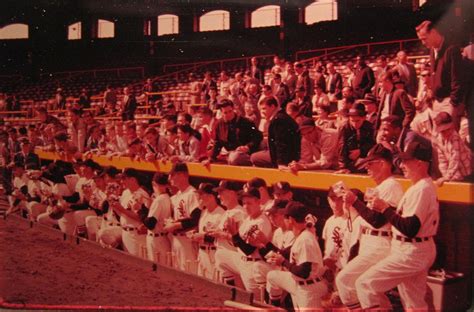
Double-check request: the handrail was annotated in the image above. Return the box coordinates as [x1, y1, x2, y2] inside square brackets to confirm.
[35, 150, 474, 205]
[39, 66, 145, 79]
[295, 38, 422, 60]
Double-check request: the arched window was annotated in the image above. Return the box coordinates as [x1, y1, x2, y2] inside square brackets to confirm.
[251, 5, 280, 28]
[305, 0, 338, 25]
[98, 19, 114, 38]
[158, 14, 179, 36]
[0, 23, 28, 40]
[68, 22, 81, 40]
[199, 10, 230, 32]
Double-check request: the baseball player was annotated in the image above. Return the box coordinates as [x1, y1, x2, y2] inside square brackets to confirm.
[356, 141, 439, 310]
[272, 182, 293, 201]
[335, 144, 404, 310]
[6, 162, 29, 216]
[245, 178, 274, 213]
[189, 183, 225, 279]
[226, 187, 273, 295]
[212, 180, 248, 286]
[84, 172, 108, 241]
[265, 201, 328, 310]
[96, 180, 123, 248]
[110, 168, 151, 257]
[142, 173, 172, 263]
[162, 162, 200, 271]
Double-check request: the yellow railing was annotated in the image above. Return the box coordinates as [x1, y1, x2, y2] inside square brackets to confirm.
[35, 150, 473, 205]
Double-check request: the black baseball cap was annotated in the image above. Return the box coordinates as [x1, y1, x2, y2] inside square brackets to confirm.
[170, 162, 189, 175]
[285, 201, 308, 223]
[356, 144, 393, 168]
[198, 183, 218, 196]
[214, 180, 240, 193]
[273, 181, 292, 195]
[347, 103, 367, 117]
[83, 159, 102, 171]
[268, 199, 289, 215]
[239, 187, 261, 200]
[399, 141, 432, 162]
[246, 177, 266, 189]
[122, 168, 141, 180]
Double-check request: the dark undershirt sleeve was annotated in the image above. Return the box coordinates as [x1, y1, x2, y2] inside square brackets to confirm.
[383, 207, 421, 238]
[353, 199, 387, 228]
[203, 234, 216, 244]
[63, 192, 80, 203]
[258, 242, 280, 258]
[232, 234, 257, 255]
[282, 260, 312, 279]
[180, 208, 201, 231]
[143, 216, 157, 230]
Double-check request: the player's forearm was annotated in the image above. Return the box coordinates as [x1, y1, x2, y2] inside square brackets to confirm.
[383, 208, 421, 238]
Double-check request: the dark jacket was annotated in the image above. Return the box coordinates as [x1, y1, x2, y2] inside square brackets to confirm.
[268, 109, 301, 167]
[122, 95, 137, 121]
[430, 42, 465, 106]
[338, 121, 375, 172]
[212, 115, 262, 160]
[353, 65, 375, 99]
[327, 72, 343, 99]
[395, 63, 418, 98]
[14, 152, 40, 169]
[375, 87, 416, 131]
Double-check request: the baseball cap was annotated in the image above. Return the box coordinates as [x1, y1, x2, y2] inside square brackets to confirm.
[122, 168, 141, 180]
[214, 180, 241, 193]
[83, 159, 102, 171]
[170, 162, 189, 175]
[246, 177, 266, 189]
[399, 141, 432, 162]
[347, 103, 367, 117]
[272, 181, 292, 196]
[356, 144, 393, 168]
[298, 118, 316, 132]
[284, 201, 308, 223]
[433, 112, 454, 132]
[267, 199, 289, 215]
[239, 187, 261, 200]
[198, 183, 218, 197]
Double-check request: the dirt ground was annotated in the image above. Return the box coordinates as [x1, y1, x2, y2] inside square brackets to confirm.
[0, 216, 236, 310]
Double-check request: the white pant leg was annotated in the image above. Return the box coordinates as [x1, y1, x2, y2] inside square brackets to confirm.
[266, 270, 328, 311]
[73, 210, 97, 227]
[336, 236, 391, 306]
[98, 226, 122, 247]
[215, 247, 241, 284]
[37, 212, 58, 226]
[171, 235, 197, 271]
[197, 249, 216, 279]
[238, 259, 259, 293]
[85, 216, 102, 241]
[58, 212, 76, 235]
[356, 240, 436, 309]
[27, 202, 47, 220]
[122, 230, 147, 257]
[146, 235, 171, 263]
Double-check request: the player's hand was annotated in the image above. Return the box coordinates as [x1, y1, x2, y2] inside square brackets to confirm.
[163, 221, 180, 233]
[434, 178, 446, 187]
[335, 168, 350, 174]
[247, 230, 268, 248]
[144, 153, 156, 162]
[190, 232, 205, 242]
[267, 253, 285, 266]
[225, 218, 238, 236]
[372, 197, 389, 212]
[288, 161, 302, 172]
[349, 149, 361, 160]
[323, 258, 337, 272]
[343, 190, 357, 207]
[169, 155, 180, 163]
[236, 145, 249, 153]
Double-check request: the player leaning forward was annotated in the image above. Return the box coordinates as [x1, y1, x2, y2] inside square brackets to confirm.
[265, 201, 328, 310]
[356, 141, 439, 310]
[335, 144, 404, 310]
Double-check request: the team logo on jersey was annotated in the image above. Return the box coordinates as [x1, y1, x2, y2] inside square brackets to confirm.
[178, 199, 186, 218]
[332, 226, 343, 249]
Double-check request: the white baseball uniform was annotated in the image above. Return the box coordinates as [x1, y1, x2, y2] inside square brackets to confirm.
[37, 182, 72, 228]
[356, 177, 439, 310]
[266, 229, 328, 311]
[170, 185, 200, 271]
[322, 215, 346, 270]
[146, 192, 172, 263]
[84, 189, 107, 241]
[196, 205, 225, 279]
[120, 187, 151, 258]
[336, 177, 404, 308]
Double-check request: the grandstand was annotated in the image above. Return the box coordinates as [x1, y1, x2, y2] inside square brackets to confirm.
[1, 0, 473, 311]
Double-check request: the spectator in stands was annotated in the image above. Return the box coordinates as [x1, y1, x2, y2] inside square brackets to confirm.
[7, 127, 20, 159]
[218, 71, 233, 98]
[14, 139, 40, 170]
[432, 112, 471, 186]
[271, 55, 284, 77]
[5, 94, 21, 112]
[36, 107, 65, 131]
[286, 102, 301, 124]
[374, 71, 415, 135]
[229, 72, 244, 114]
[27, 125, 43, 149]
[283, 61, 297, 97]
[315, 105, 336, 129]
[142, 126, 172, 161]
[250, 56, 264, 85]
[291, 86, 313, 119]
[206, 86, 219, 112]
[205, 99, 262, 166]
[85, 125, 105, 152]
[78, 88, 91, 109]
[312, 84, 330, 113]
[394, 50, 418, 98]
[338, 87, 355, 111]
[251, 96, 300, 168]
[295, 62, 313, 98]
[272, 73, 290, 109]
[288, 117, 338, 171]
[188, 73, 203, 106]
[121, 87, 137, 121]
[314, 62, 327, 95]
[337, 104, 375, 173]
[170, 124, 200, 163]
[416, 20, 466, 127]
[244, 101, 259, 127]
[352, 56, 375, 99]
[68, 108, 87, 153]
[357, 93, 378, 126]
[326, 62, 343, 100]
[194, 106, 215, 158]
[54, 88, 66, 110]
[201, 71, 217, 102]
[416, 68, 432, 105]
[177, 111, 201, 141]
[344, 61, 355, 87]
[374, 56, 391, 97]
[104, 84, 117, 109]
